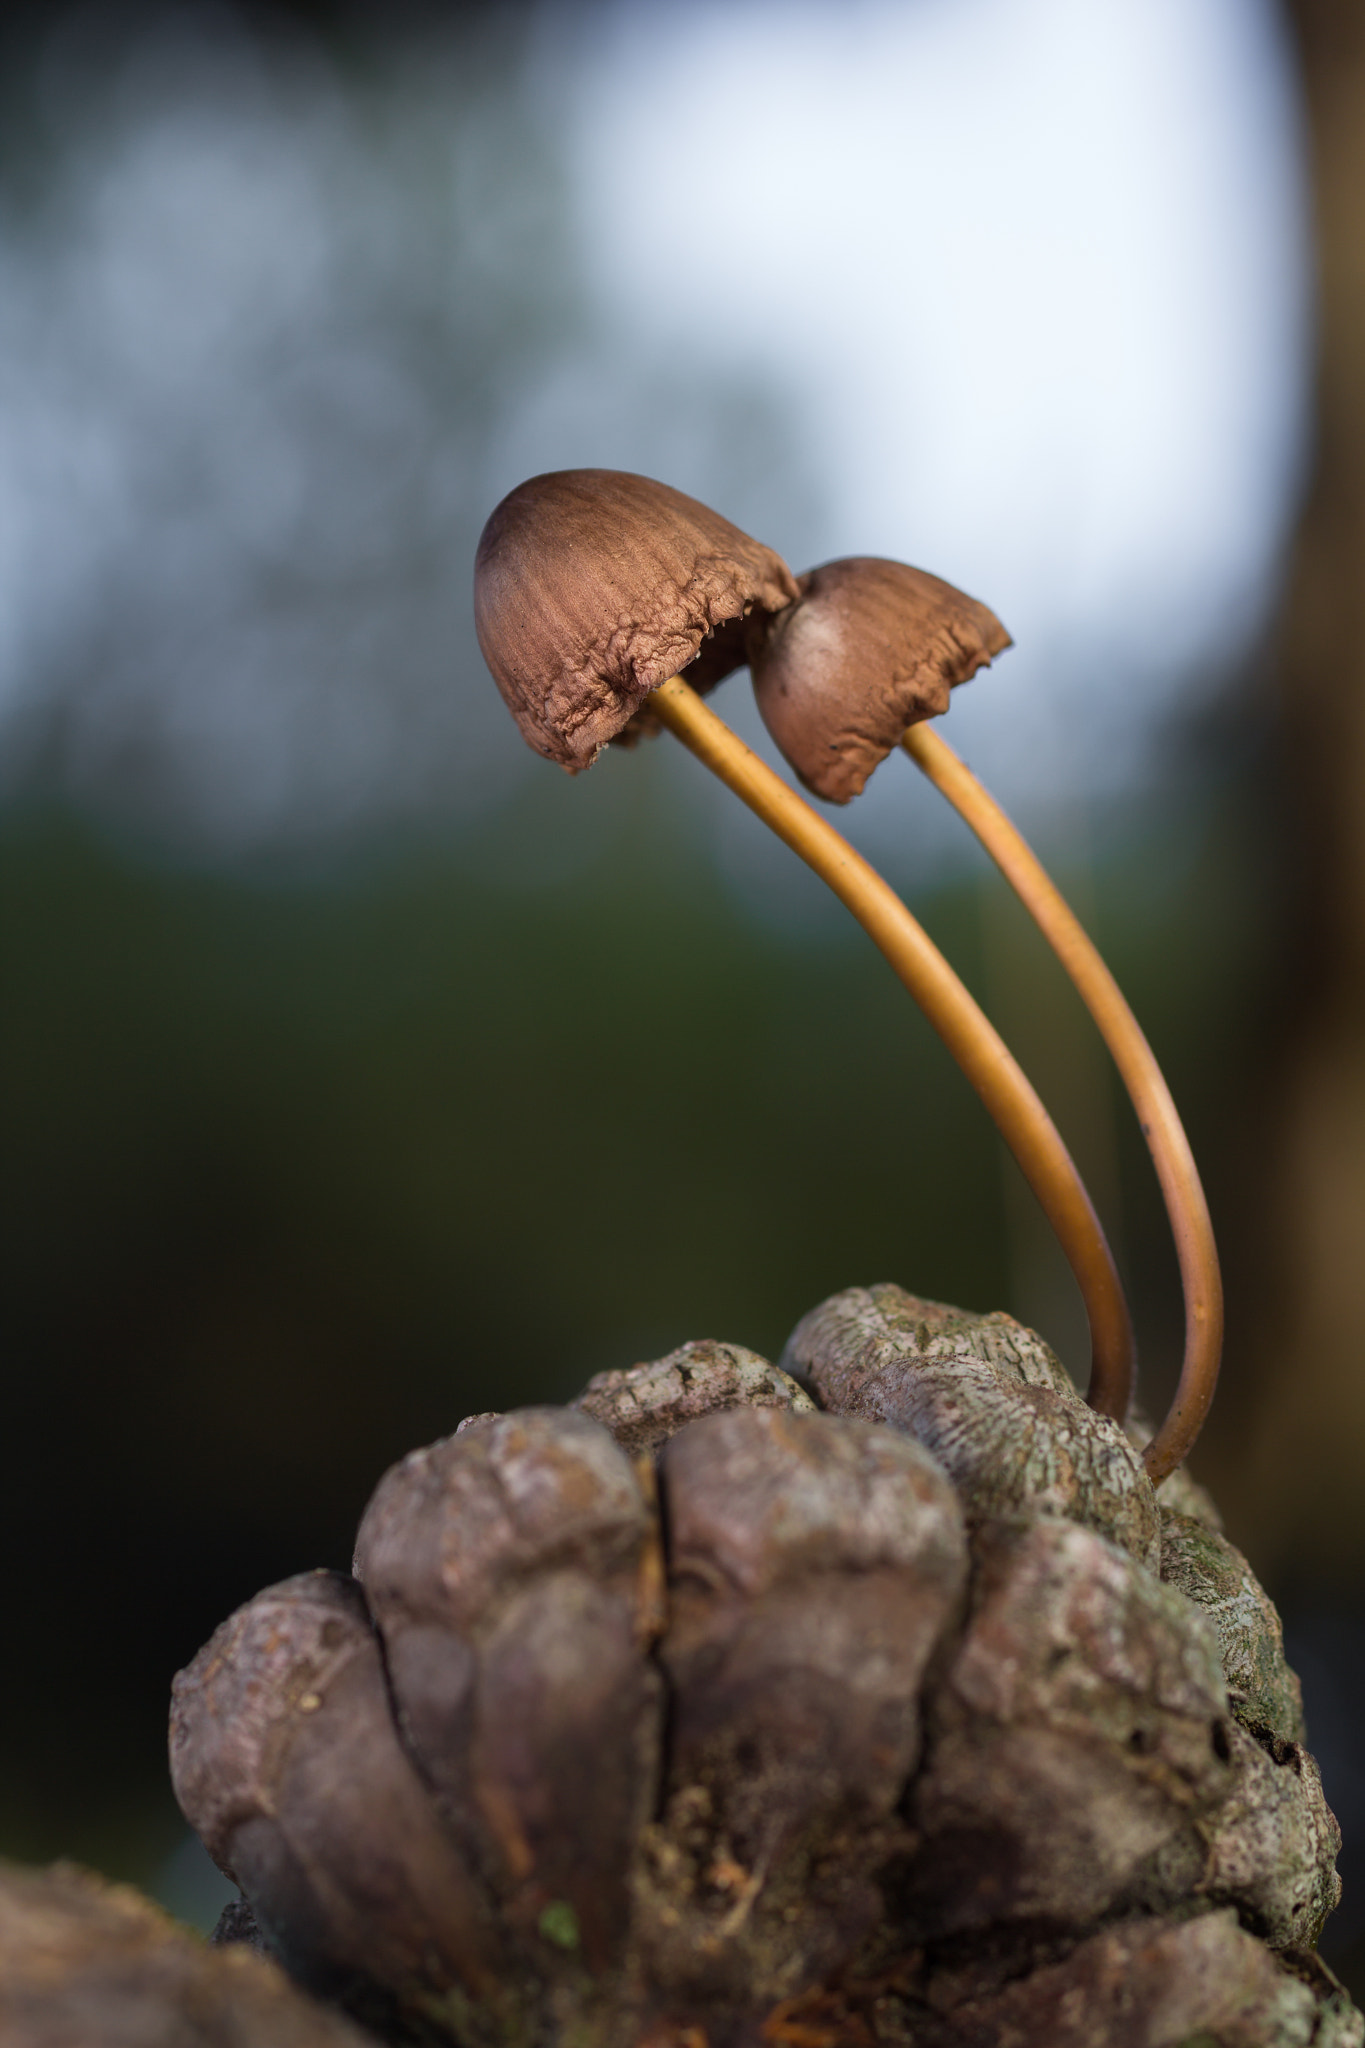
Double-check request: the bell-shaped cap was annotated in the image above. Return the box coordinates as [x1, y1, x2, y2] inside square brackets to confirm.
[750, 557, 1011, 803]
[475, 469, 799, 771]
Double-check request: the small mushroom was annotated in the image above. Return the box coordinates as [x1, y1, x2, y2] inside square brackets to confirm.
[748, 557, 1010, 805]
[746, 554, 1222, 1483]
[474, 468, 798, 771]
[475, 472, 1133, 1422]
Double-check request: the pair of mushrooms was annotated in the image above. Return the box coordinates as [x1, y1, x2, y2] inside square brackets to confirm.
[475, 470, 1222, 1482]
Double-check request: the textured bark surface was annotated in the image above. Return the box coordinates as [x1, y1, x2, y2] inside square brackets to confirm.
[161, 1304, 1355, 2048]
[1204, 1716, 1342, 1951]
[575, 1341, 815, 1457]
[0, 1858, 371, 2048]
[1159, 1510, 1306, 1743]
[783, 1284, 1159, 1567]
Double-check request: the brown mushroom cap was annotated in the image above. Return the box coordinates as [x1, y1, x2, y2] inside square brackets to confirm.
[749, 556, 1011, 803]
[474, 469, 799, 771]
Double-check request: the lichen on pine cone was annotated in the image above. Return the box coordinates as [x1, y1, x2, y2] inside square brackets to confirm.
[170, 1303, 1361, 2048]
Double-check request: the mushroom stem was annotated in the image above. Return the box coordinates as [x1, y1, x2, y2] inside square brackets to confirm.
[649, 675, 1135, 1422]
[900, 721, 1222, 1484]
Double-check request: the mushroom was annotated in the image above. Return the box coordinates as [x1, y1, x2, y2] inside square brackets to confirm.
[746, 556, 1222, 1484]
[474, 468, 799, 771]
[748, 556, 1010, 804]
[475, 470, 1133, 1420]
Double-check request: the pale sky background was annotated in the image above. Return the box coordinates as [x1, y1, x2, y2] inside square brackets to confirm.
[0, 0, 1309, 876]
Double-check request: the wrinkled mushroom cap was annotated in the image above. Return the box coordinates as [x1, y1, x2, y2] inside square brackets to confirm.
[750, 556, 1011, 803]
[475, 469, 799, 772]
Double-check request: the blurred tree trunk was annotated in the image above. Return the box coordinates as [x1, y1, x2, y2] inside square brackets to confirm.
[1220, 4, 1365, 1578]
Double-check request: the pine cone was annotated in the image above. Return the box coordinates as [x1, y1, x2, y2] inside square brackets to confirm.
[170, 1313, 1360, 2048]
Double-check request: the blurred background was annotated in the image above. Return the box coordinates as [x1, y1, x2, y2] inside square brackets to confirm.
[3, 0, 1364, 1993]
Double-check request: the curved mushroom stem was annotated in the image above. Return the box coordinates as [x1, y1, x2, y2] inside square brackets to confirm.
[649, 675, 1135, 1422]
[901, 722, 1222, 1484]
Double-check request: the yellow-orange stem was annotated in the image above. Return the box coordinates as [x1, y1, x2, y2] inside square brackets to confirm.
[901, 721, 1222, 1483]
[649, 675, 1135, 1421]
